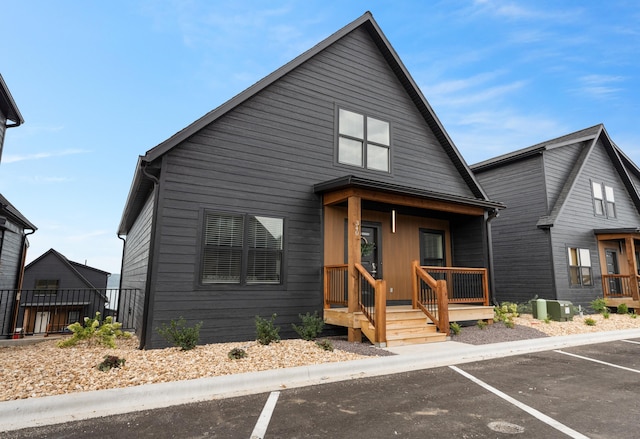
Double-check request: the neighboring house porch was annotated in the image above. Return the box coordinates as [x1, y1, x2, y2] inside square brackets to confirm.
[596, 229, 640, 311]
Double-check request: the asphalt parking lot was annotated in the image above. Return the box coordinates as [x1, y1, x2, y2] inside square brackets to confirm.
[5, 337, 640, 438]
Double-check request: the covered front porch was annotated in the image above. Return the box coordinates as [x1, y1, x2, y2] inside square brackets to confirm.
[315, 176, 500, 347]
[596, 229, 640, 311]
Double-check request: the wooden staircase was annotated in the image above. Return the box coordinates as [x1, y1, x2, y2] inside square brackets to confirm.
[360, 307, 447, 347]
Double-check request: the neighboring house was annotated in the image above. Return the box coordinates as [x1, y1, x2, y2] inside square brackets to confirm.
[118, 12, 503, 349]
[0, 75, 36, 337]
[0, 73, 24, 163]
[18, 249, 110, 334]
[0, 195, 36, 336]
[472, 124, 640, 310]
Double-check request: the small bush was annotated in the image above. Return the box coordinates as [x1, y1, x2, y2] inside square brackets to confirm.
[617, 303, 629, 314]
[292, 311, 325, 341]
[504, 319, 515, 329]
[97, 355, 125, 372]
[57, 312, 127, 348]
[584, 317, 597, 326]
[590, 297, 607, 314]
[228, 347, 247, 360]
[630, 312, 638, 319]
[476, 320, 488, 330]
[543, 314, 551, 324]
[157, 317, 202, 351]
[602, 310, 610, 319]
[316, 339, 334, 351]
[255, 314, 280, 345]
[450, 322, 462, 335]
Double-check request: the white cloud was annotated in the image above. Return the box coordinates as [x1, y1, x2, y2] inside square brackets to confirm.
[3, 149, 89, 164]
[575, 74, 625, 99]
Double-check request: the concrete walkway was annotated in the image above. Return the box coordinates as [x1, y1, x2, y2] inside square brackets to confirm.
[2, 328, 640, 432]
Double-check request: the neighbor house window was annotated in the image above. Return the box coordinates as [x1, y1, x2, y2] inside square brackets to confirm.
[68, 310, 80, 325]
[592, 182, 615, 218]
[202, 212, 283, 285]
[338, 108, 390, 172]
[568, 247, 592, 286]
[35, 279, 59, 290]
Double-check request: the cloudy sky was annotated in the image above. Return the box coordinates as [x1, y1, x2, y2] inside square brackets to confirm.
[2, 1, 639, 274]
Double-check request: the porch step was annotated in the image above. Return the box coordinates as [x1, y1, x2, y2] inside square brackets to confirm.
[359, 310, 447, 347]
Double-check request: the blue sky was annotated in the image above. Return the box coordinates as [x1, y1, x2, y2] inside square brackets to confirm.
[2, 1, 639, 274]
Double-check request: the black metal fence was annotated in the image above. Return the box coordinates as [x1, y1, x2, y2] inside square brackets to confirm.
[0, 288, 140, 338]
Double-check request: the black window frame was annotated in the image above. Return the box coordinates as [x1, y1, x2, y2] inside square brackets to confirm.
[200, 211, 284, 286]
[419, 229, 446, 267]
[591, 181, 616, 218]
[567, 247, 593, 287]
[336, 107, 391, 173]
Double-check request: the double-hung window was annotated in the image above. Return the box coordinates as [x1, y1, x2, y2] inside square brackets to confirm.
[568, 247, 592, 286]
[202, 212, 283, 285]
[592, 181, 616, 218]
[338, 108, 390, 172]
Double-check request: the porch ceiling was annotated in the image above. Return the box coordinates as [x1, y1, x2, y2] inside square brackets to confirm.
[314, 175, 503, 216]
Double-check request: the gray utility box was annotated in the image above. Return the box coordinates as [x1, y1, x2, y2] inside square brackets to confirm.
[546, 300, 574, 321]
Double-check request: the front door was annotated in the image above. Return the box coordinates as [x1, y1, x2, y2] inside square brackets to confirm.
[360, 223, 382, 279]
[605, 249, 621, 294]
[34, 311, 50, 334]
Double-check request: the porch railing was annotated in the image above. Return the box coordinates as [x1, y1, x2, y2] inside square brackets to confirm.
[422, 266, 489, 305]
[323, 264, 348, 307]
[601, 274, 639, 299]
[355, 263, 386, 344]
[0, 288, 140, 337]
[412, 261, 449, 335]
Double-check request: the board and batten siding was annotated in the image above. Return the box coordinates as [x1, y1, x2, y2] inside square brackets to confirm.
[551, 139, 640, 306]
[475, 155, 555, 304]
[120, 189, 155, 339]
[144, 26, 481, 346]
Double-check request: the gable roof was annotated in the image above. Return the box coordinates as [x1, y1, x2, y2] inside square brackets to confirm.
[0, 74, 24, 127]
[0, 193, 37, 231]
[119, 12, 491, 234]
[25, 248, 110, 294]
[472, 124, 640, 228]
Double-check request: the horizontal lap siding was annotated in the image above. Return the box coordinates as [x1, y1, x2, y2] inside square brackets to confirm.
[552, 140, 640, 307]
[148, 27, 480, 346]
[475, 155, 554, 304]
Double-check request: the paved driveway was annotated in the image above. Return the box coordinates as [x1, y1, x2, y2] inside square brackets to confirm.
[5, 337, 640, 438]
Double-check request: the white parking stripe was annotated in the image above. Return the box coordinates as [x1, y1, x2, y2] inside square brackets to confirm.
[554, 350, 640, 374]
[621, 339, 640, 345]
[449, 366, 590, 439]
[250, 391, 280, 439]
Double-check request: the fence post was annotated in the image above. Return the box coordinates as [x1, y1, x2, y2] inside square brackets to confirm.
[436, 279, 449, 335]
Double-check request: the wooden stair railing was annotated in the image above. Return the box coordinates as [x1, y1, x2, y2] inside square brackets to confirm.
[412, 260, 449, 335]
[355, 263, 386, 345]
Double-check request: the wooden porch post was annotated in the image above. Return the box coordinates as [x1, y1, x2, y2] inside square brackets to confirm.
[625, 237, 639, 300]
[411, 260, 419, 309]
[436, 279, 450, 335]
[347, 196, 361, 342]
[375, 279, 387, 345]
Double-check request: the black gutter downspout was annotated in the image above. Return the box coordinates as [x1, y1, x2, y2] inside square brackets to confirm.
[139, 161, 160, 350]
[485, 208, 499, 306]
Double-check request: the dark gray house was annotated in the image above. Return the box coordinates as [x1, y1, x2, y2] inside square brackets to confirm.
[18, 249, 110, 334]
[0, 75, 37, 337]
[118, 12, 503, 349]
[472, 124, 640, 311]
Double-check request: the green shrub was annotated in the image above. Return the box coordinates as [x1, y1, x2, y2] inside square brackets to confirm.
[156, 317, 202, 351]
[450, 322, 462, 335]
[495, 302, 518, 329]
[543, 314, 551, 324]
[292, 311, 325, 341]
[476, 320, 488, 330]
[631, 312, 638, 319]
[602, 310, 610, 319]
[590, 297, 607, 314]
[617, 303, 629, 314]
[97, 355, 125, 372]
[227, 347, 247, 360]
[57, 312, 127, 348]
[316, 339, 334, 351]
[255, 314, 280, 345]
[584, 317, 597, 326]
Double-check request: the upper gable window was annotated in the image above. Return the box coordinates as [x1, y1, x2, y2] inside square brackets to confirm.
[338, 109, 390, 172]
[592, 181, 616, 218]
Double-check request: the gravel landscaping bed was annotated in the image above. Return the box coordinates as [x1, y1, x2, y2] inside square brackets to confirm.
[2, 312, 639, 402]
